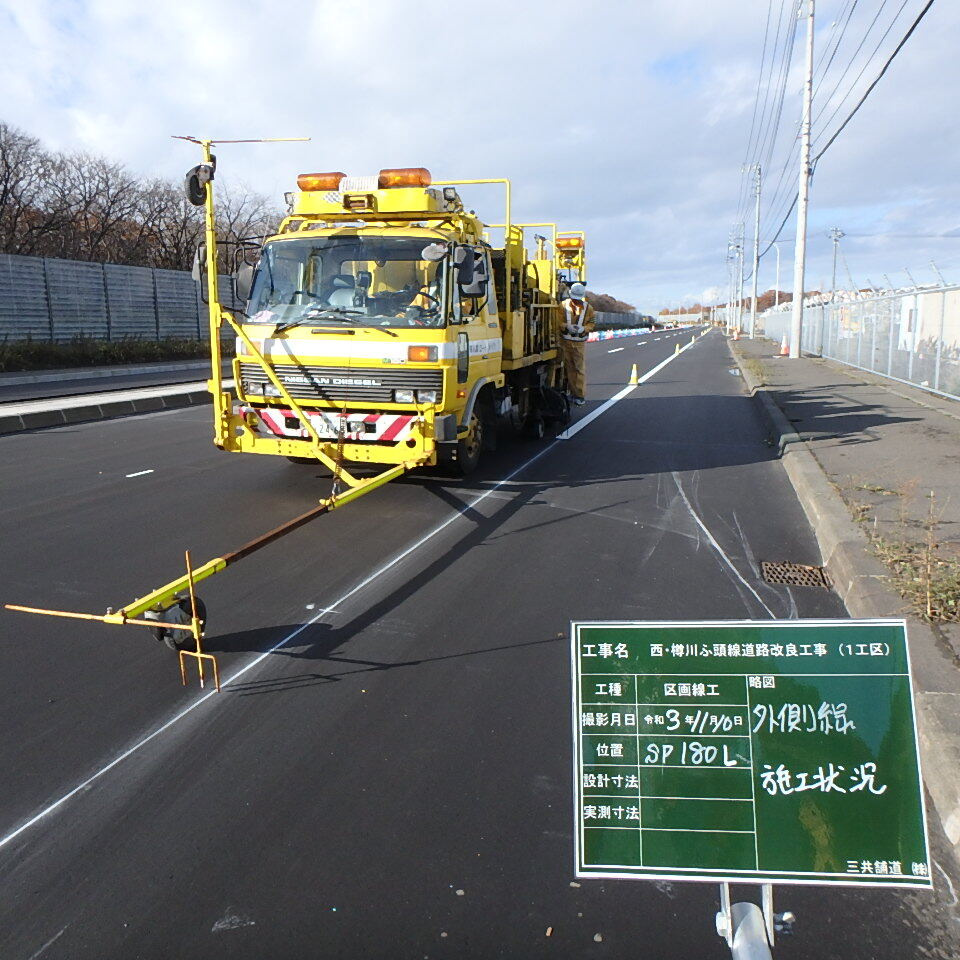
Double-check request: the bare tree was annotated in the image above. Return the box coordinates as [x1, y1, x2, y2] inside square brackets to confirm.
[0, 122, 54, 254]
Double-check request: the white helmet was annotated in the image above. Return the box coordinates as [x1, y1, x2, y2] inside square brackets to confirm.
[569, 282, 587, 300]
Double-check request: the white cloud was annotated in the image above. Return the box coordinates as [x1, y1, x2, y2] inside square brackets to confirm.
[0, 0, 957, 311]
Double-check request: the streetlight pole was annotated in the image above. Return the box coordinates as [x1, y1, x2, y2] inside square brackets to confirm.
[789, 0, 815, 358]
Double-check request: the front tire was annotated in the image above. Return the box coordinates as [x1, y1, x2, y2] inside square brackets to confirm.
[453, 412, 483, 475]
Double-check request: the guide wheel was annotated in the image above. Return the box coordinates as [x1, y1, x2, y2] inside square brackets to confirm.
[146, 597, 207, 651]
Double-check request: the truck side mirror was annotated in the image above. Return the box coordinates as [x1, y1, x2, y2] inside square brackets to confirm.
[235, 261, 255, 302]
[455, 246, 475, 285]
[460, 252, 488, 297]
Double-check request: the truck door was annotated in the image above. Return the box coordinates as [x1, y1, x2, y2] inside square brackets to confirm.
[453, 246, 500, 386]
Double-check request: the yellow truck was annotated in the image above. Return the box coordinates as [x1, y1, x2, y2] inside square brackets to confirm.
[201, 164, 585, 479]
[5, 148, 589, 682]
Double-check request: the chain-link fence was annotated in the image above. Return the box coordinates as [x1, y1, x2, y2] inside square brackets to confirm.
[758, 286, 960, 402]
[0, 253, 239, 342]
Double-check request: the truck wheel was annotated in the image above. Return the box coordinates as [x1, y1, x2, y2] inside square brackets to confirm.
[454, 412, 483, 475]
[523, 416, 545, 440]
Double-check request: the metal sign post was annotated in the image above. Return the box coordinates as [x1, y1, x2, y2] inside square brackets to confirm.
[570, 619, 930, 956]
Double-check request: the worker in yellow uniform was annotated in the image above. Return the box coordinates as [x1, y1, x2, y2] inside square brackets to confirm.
[560, 282, 595, 405]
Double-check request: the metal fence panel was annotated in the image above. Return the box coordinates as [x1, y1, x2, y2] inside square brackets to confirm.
[155, 268, 201, 340]
[45, 258, 109, 341]
[758, 284, 960, 403]
[0, 254, 51, 341]
[0, 253, 246, 342]
[104, 263, 157, 339]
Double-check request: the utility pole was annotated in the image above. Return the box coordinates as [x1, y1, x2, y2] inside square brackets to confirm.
[737, 223, 744, 330]
[789, 0, 815, 359]
[750, 165, 762, 338]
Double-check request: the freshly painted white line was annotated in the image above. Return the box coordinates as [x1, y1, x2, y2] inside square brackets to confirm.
[607, 347, 625, 354]
[559, 334, 700, 440]
[27, 926, 67, 960]
[0, 329, 711, 851]
[671, 471, 775, 617]
[125, 469, 154, 478]
[0, 407, 572, 851]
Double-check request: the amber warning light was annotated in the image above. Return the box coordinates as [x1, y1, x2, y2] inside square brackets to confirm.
[297, 172, 347, 191]
[378, 167, 431, 189]
[557, 236, 584, 249]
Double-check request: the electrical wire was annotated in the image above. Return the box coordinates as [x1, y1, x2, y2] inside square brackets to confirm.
[736, 0, 793, 224]
[814, 0, 935, 161]
[812, 0, 903, 136]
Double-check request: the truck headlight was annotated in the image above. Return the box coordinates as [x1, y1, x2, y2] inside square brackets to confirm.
[242, 380, 261, 394]
[263, 383, 282, 397]
[394, 389, 415, 403]
[416, 390, 438, 403]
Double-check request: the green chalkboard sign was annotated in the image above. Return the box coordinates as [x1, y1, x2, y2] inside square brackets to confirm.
[571, 620, 931, 887]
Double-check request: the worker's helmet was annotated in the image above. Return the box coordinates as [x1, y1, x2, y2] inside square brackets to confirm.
[569, 282, 587, 300]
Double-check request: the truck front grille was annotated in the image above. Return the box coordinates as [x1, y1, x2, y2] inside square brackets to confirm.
[239, 362, 442, 403]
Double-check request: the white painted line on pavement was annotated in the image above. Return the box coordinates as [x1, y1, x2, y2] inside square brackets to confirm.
[0, 329, 715, 851]
[607, 347, 625, 354]
[125, 469, 154, 478]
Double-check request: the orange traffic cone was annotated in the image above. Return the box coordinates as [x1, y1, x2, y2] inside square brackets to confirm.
[779, 335, 789, 357]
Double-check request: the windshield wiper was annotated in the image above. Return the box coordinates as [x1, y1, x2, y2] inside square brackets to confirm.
[272, 307, 361, 335]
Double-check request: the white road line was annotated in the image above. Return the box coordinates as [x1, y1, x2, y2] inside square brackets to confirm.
[125, 469, 154, 478]
[559, 332, 702, 440]
[607, 347, 625, 354]
[0, 329, 712, 851]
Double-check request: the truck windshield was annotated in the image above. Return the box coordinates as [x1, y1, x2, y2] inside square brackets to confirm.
[246, 235, 448, 329]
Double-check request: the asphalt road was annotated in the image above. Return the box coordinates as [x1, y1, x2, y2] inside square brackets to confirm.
[1, 328, 957, 959]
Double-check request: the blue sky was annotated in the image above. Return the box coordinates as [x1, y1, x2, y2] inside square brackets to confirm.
[1, 0, 956, 313]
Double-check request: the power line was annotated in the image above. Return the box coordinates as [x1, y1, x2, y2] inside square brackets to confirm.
[813, 0, 908, 140]
[737, 0, 794, 223]
[814, 0, 935, 161]
[812, 0, 859, 96]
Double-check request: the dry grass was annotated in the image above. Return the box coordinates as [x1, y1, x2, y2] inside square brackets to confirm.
[854, 490, 960, 623]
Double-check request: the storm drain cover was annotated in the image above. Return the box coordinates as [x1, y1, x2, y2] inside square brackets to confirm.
[761, 561, 831, 589]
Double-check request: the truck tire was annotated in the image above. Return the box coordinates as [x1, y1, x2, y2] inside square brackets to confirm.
[453, 412, 483, 475]
[522, 415, 545, 440]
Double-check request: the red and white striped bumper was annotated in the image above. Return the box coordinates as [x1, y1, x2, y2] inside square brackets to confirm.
[241, 405, 417, 443]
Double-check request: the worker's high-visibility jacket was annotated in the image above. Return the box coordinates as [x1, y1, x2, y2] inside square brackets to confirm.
[559, 297, 595, 399]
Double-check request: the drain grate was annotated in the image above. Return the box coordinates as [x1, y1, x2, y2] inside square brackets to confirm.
[761, 561, 832, 589]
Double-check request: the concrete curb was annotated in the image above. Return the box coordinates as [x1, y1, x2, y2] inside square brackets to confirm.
[730, 340, 960, 865]
[0, 388, 212, 435]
